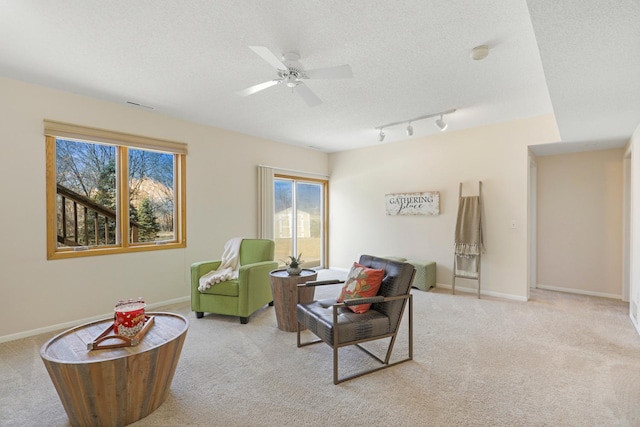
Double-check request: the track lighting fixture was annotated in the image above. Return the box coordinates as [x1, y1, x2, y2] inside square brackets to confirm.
[406, 123, 413, 136]
[375, 108, 455, 141]
[435, 114, 448, 131]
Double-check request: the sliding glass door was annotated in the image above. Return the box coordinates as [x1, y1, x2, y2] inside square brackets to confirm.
[274, 176, 327, 269]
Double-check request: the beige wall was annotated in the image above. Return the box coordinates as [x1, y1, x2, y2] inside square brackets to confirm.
[630, 124, 640, 334]
[536, 149, 624, 297]
[2, 73, 630, 340]
[328, 115, 560, 300]
[0, 76, 328, 340]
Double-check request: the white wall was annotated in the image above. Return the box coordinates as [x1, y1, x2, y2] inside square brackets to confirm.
[536, 149, 624, 297]
[0, 77, 328, 340]
[328, 115, 560, 300]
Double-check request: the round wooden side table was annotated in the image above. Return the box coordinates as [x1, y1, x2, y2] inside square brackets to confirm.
[40, 312, 188, 427]
[269, 268, 317, 332]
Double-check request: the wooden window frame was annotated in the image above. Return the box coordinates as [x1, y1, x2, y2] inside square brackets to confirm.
[45, 120, 187, 259]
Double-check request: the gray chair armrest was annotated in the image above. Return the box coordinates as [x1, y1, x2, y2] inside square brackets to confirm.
[335, 293, 411, 309]
[343, 295, 385, 306]
[298, 279, 344, 287]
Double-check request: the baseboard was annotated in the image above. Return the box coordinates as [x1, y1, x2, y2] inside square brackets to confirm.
[435, 283, 527, 302]
[536, 284, 621, 300]
[0, 295, 190, 344]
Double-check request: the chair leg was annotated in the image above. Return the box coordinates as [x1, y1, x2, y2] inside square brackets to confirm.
[195, 312, 204, 319]
[408, 295, 413, 358]
[333, 307, 340, 385]
[333, 344, 339, 385]
[240, 317, 249, 324]
[334, 296, 414, 385]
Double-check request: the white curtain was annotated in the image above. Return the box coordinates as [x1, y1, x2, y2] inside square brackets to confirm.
[258, 166, 274, 239]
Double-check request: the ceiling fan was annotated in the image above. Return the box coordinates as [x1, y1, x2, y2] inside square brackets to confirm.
[237, 46, 353, 107]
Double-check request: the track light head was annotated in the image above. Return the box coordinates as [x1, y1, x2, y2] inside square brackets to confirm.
[435, 115, 448, 131]
[379, 129, 385, 142]
[406, 123, 413, 136]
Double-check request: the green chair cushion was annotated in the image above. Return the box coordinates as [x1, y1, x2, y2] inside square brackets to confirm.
[198, 279, 239, 297]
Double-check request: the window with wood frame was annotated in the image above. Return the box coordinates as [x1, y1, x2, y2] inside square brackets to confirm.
[44, 120, 187, 259]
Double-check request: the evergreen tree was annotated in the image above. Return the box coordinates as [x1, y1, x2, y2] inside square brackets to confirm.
[94, 159, 116, 209]
[138, 198, 160, 241]
[129, 203, 139, 223]
[92, 159, 116, 243]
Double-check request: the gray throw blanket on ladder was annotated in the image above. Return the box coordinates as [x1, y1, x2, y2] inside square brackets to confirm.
[454, 196, 484, 276]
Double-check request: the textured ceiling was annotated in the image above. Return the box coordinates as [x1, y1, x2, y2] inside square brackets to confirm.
[527, 0, 640, 155]
[0, 1, 638, 154]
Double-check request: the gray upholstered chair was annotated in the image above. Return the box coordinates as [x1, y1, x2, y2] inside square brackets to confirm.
[296, 255, 416, 384]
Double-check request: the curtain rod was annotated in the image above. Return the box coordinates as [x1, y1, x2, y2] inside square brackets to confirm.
[258, 164, 329, 178]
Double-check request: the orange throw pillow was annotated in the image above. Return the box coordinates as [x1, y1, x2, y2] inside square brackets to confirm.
[337, 262, 385, 313]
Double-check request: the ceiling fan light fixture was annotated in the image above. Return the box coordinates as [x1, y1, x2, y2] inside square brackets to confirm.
[239, 46, 353, 107]
[471, 45, 490, 61]
[284, 72, 298, 88]
[435, 115, 448, 131]
[406, 123, 413, 136]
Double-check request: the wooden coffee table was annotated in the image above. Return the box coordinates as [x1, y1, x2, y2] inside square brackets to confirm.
[269, 268, 317, 332]
[40, 312, 188, 427]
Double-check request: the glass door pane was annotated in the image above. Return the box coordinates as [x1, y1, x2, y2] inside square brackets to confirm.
[274, 177, 325, 268]
[296, 181, 322, 269]
[274, 179, 294, 265]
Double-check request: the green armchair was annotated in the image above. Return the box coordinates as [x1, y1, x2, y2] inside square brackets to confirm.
[191, 239, 278, 324]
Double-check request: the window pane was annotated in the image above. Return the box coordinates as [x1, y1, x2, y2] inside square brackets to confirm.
[128, 149, 175, 243]
[55, 138, 117, 247]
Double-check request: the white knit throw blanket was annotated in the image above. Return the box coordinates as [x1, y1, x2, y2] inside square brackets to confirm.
[198, 237, 243, 292]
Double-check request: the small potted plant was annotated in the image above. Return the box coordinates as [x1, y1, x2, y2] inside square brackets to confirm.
[285, 253, 304, 276]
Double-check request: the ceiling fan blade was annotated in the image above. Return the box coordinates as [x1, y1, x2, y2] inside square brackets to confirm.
[305, 64, 353, 79]
[248, 46, 288, 70]
[295, 83, 322, 107]
[237, 80, 280, 97]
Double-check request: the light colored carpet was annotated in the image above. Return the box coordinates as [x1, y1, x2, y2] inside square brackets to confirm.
[1, 270, 640, 426]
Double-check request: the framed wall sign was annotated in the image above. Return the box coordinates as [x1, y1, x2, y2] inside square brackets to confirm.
[385, 191, 440, 216]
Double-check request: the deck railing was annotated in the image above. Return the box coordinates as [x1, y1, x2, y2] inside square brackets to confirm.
[56, 184, 140, 247]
